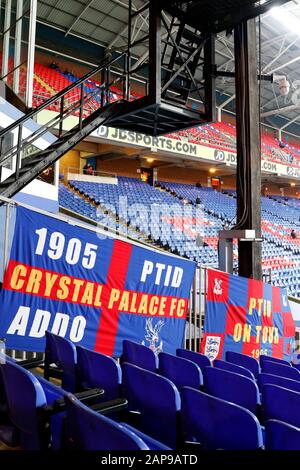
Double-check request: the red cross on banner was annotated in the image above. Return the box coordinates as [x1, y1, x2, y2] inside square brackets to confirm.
[94, 240, 132, 356]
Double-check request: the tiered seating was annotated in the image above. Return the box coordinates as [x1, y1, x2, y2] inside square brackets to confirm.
[3, 53, 300, 165]
[0, 359, 68, 449]
[59, 184, 104, 220]
[160, 181, 236, 222]
[2, 334, 300, 450]
[265, 420, 300, 450]
[60, 71, 122, 104]
[181, 386, 263, 450]
[59, 179, 300, 296]
[203, 367, 260, 414]
[170, 124, 236, 152]
[34, 64, 80, 99]
[32, 77, 52, 107]
[64, 393, 169, 450]
[59, 184, 146, 243]
[0, 351, 165, 450]
[34, 64, 102, 116]
[65, 177, 219, 265]
[163, 183, 300, 294]
[169, 120, 300, 166]
[2, 54, 300, 166]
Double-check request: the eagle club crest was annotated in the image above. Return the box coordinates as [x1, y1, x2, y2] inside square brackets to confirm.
[213, 278, 223, 295]
[204, 336, 221, 361]
[142, 318, 165, 354]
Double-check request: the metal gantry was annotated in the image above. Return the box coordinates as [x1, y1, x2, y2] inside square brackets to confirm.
[0, 53, 127, 198]
[109, 0, 216, 135]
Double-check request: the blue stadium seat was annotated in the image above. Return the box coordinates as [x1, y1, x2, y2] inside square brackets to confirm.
[292, 363, 300, 372]
[257, 372, 300, 393]
[176, 348, 211, 372]
[122, 340, 157, 372]
[261, 361, 300, 381]
[120, 423, 171, 451]
[181, 387, 263, 450]
[226, 351, 260, 378]
[76, 346, 121, 401]
[0, 363, 19, 448]
[262, 384, 300, 427]
[59, 177, 300, 283]
[203, 367, 260, 414]
[214, 359, 255, 380]
[259, 355, 290, 367]
[44, 331, 77, 392]
[265, 419, 300, 450]
[158, 352, 203, 391]
[1, 360, 67, 450]
[122, 362, 180, 447]
[65, 393, 154, 450]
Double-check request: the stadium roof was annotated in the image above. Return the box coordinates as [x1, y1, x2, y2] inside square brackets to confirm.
[36, 0, 300, 133]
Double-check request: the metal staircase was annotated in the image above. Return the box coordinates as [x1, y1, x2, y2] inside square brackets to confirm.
[161, 22, 207, 107]
[0, 1, 219, 198]
[108, 1, 216, 135]
[0, 54, 127, 198]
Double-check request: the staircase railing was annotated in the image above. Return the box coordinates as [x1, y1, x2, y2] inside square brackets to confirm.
[0, 52, 127, 176]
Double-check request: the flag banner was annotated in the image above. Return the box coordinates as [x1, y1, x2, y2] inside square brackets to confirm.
[201, 268, 295, 362]
[0, 206, 195, 356]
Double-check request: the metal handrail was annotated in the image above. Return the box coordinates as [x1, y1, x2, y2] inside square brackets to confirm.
[0, 81, 113, 167]
[0, 52, 126, 139]
[0, 52, 128, 178]
[66, 167, 118, 178]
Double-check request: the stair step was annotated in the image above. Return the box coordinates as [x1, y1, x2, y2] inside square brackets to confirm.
[174, 55, 199, 70]
[20, 165, 34, 173]
[178, 43, 195, 54]
[169, 82, 191, 93]
[22, 154, 47, 165]
[174, 55, 187, 66]
[22, 134, 76, 165]
[49, 139, 63, 147]
[0, 94, 126, 198]
[181, 28, 203, 45]
[163, 95, 187, 105]
[21, 160, 44, 169]
[23, 148, 49, 159]
[162, 68, 191, 85]
[173, 51, 191, 63]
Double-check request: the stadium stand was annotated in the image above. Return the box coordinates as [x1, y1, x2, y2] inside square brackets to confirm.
[59, 177, 300, 296]
[2, 0, 300, 456]
[10, 59, 299, 167]
[5, 338, 300, 450]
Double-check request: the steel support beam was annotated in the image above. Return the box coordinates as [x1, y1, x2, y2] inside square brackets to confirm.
[2, 0, 11, 81]
[234, 19, 262, 280]
[261, 104, 300, 118]
[25, 0, 37, 108]
[13, 0, 23, 95]
[148, 0, 161, 105]
[280, 113, 300, 131]
[204, 35, 216, 122]
[65, 0, 95, 37]
[219, 93, 236, 111]
[0, 102, 122, 198]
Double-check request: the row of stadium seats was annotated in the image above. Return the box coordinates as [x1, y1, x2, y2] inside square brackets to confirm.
[120, 341, 300, 450]
[59, 178, 300, 296]
[1, 335, 299, 449]
[61, 179, 219, 265]
[3, 57, 297, 166]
